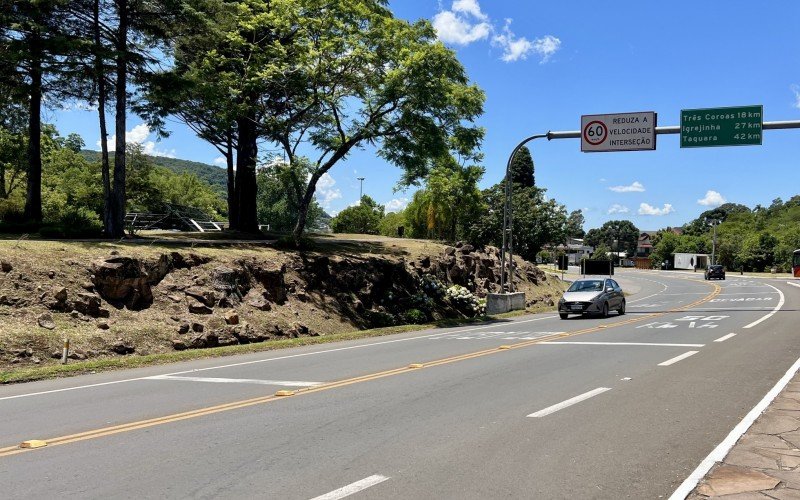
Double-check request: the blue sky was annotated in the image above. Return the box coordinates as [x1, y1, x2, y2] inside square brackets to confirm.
[51, 0, 800, 231]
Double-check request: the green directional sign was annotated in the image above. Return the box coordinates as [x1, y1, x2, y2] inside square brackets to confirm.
[680, 105, 763, 148]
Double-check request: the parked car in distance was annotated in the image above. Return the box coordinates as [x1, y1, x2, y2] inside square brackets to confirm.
[558, 278, 625, 319]
[705, 265, 725, 280]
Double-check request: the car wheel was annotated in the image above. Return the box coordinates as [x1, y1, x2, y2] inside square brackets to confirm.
[559, 313, 568, 320]
[602, 302, 609, 318]
[618, 300, 626, 315]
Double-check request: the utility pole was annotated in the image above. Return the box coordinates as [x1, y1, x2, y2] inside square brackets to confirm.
[357, 177, 365, 202]
[711, 219, 718, 266]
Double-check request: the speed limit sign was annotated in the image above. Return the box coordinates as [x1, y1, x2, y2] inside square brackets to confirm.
[580, 112, 656, 152]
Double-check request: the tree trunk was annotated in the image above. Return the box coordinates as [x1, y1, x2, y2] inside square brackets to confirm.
[225, 129, 238, 230]
[110, 0, 128, 238]
[235, 113, 258, 233]
[94, 0, 112, 235]
[292, 175, 318, 245]
[0, 165, 6, 199]
[23, 31, 43, 223]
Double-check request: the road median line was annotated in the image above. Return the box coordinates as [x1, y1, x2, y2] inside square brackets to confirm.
[0, 281, 721, 458]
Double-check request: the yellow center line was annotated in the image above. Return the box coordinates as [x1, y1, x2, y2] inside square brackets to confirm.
[0, 281, 721, 458]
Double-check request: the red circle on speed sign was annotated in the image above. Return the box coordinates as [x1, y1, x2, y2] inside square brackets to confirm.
[583, 120, 608, 146]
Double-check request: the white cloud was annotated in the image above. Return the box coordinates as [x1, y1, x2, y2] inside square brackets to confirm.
[385, 198, 409, 213]
[452, 0, 487, 20]
[792, 84, 800, 109]
[531, 35, 562, 63]
[697, 190, 727, 207]
[315, 172, 342, 209]
[492, 20, 533, 63]
[607, 204, 629, 215]
[100, 123, 176, 158]
[638, 203, 674, 216]
[432, 1, 491, 46]
[609, 181, 645, 193]
[213, 156, 226, 166]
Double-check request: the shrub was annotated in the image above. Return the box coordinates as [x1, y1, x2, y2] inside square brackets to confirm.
[39, 207, 102, 239]
[401, 308, 428, 324]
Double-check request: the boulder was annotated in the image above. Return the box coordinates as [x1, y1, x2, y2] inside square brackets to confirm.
[177, 322, 190, 334]
[247, 294, 272, 311]
[224, 311, 239, 325]
[247, 261, 287, 304]
[184, 288, 216, 307]
[172, 339, 188, 351]
[52, 286, 68, 303]
[73, 292, 102, 317]
[110, 340, 135, 355]
[96, 320, 110, 330]
[188, 299, 212, 315]
[191, 322, 204, 333]
[0, 260, 12, 272]
[211, 266, 250, 300]
[37, 312, 56, 330]
[92, 257, 158, 310]
[232, 323, 268, 344]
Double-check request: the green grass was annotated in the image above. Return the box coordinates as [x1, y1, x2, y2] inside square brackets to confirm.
[0, 306, 554, 385]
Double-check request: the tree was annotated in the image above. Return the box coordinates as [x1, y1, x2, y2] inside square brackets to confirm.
[508, 146, 534, 187]
[331, 196, 384, 235]
[403, 155, 483, 241]
[565, 210, 585, 239]
[378, 211, 406, 238]
[0, 0, 81, 223]
[256, 158, 324, 233]
[468, 184, 567, 262]
[584, 220, 639, 256]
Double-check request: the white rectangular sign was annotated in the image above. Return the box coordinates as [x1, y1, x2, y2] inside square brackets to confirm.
[581, 111, 656, 152]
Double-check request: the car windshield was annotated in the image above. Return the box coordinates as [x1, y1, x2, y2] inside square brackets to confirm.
[567, 280, 604, 292]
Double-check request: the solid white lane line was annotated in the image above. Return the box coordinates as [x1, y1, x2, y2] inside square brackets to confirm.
[716, 291, 780, 296]
[743, 284, 785, 329]
[787, 281, 800, 289]
[713, 333, 737, 343]
[0, 315, 559, 402]
[542, 341, 705, 348]
[310, 475, 390, 500]
[658, 351, 699, 367]
[145, 375, 322, 387]
[527, 387, 612, 418]
[669, 356, 800, 500]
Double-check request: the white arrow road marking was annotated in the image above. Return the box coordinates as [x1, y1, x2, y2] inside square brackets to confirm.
[310, 475, 390, 500]
[527, 387, 612, 418]
[658, 351, 699, 367]
[145, 375, 322, 387]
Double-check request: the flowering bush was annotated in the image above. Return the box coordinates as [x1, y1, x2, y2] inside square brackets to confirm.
[418, 274, 445, 297]
[446, 285, 485, 316]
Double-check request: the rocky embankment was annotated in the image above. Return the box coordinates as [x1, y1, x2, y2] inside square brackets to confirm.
[0, 241, 561, 368]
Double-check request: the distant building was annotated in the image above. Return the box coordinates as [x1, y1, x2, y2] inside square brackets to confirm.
[636, 232, 654, 257]
[555, 238, 594, 265]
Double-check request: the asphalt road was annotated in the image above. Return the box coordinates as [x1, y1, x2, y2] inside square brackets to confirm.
[1, 270, 798, 499]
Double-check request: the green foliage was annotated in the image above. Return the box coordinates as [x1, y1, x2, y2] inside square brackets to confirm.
[256, 158, 324, 233]
[378, 211, 407, 238]
[39, 207, 102, 238]
[467, 184, 567, 262]
[508, 146, 534, 187]
[403, 155, 483, 241]
[584, 220, 640, 256]
[400, 309, 427, 325]
[591, 243, 611, 261]
[566, 210, 585, 239]
[331, 196, 384, 234]
[80, 150, 228, 195]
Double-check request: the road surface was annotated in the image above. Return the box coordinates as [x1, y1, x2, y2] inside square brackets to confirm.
[1, 270, 798, 499]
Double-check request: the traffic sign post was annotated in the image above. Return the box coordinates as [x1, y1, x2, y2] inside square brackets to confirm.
[680, 105, 763, 148]
[580, 112, 656, 152]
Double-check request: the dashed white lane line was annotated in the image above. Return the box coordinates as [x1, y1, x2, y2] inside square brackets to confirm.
[527, 387, 612, 418]
[145, 375, 322, 387]
[542, 341, 705, 348]
[713, 333, 737, 343]
[743, 284, 785, 329]
[658, 351, 699, 367]
[310, 475, 390, 500]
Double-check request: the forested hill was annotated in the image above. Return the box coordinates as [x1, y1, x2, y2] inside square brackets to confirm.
[80, 150, 227, 193]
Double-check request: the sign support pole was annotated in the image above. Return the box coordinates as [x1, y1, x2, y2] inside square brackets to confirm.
[501, 119, 800, 292]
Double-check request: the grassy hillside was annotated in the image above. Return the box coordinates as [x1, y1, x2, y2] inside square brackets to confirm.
[80, 150, 227, 193]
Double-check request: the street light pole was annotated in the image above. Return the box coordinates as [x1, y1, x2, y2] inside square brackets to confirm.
[357, 177, 365, 202]
[712, 220, 718, 266]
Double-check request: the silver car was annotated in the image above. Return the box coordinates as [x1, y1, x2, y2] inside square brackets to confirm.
[558, 278, 625, 319]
